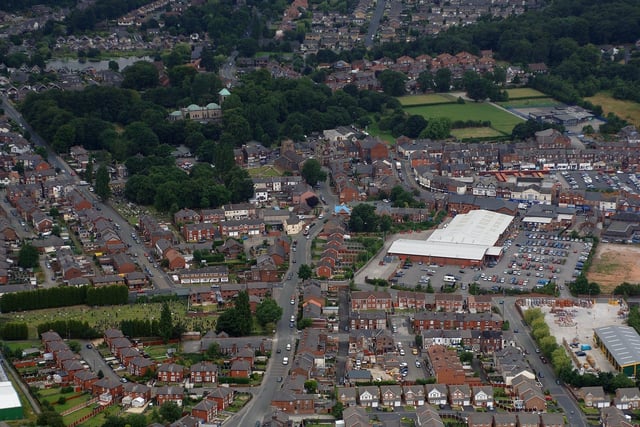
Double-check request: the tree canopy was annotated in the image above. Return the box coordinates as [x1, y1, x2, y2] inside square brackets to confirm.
[301, 159, 327, 187]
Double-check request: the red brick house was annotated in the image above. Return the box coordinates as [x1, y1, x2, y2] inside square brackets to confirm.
[103, 329, 124, 347]
[155, 385, 184, 406]
[165, 248, 186, 271]
[357, 136, 389, 162]
[92, 378, 123, 398]
[190, 362, 218, 384]
[128, 356, 156, 377]
[229, 360, 251, 378]
[191, 399, 218, 423]
[157, 363, 185, 383]
[72, 370, 99, 391]
[271, 393, 315, 414]
[351, 291, 393, 311]
[123, 382, 151, 402]
[208, 387, 234, 411]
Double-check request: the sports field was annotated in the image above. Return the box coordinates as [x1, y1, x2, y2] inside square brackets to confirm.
[586, 92, 640, 128]
[505, 88, 547, 99]
[398, 94, 454, 106]
[404, 102, 524, 134]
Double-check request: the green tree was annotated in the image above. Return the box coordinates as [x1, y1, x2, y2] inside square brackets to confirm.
[304, 379, 318, 393]
[255, 298, 283, 326]
[331, 401, 344, 419]
[18, 243, 39, 268]
[121, 61, 159, 91]
[419, 117, 451, 140]
[301, 159, 326, 187]
[434, 68, 452, 92]
[159, 401, 182, 423]
[298, 264, 313, 281]
[95, 164, 111, 201]
[158, 302, 173, 344]
[377, 69, 407, 96]
[37, 411, 64, 427]
[216, 291, 252, 336]
[349, 204, 379, 232]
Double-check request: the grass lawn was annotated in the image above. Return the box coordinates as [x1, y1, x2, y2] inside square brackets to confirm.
[144, 344, 172, 360]
[505, 88, 547, 99]
[498, 98, 561, 109]
[450, 127, 504, 139]
[0, 301, 216, 340]
[79, 406, 129, 427]
[366, 119, 395, 144]
[247, 165, 283, 177]
[586, 91, 640, 127]
[398, 93, 454, 106]
[404, 102, 524, 134]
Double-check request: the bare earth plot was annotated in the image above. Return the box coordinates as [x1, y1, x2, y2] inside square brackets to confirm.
[538, 302, 624, 373]
[587, 243, 640, 293]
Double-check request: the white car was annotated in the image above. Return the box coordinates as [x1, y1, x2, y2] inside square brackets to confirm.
[290, 298, 295, 305]
[282, 357, 289, 365]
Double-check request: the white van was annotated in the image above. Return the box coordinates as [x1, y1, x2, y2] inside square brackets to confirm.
[443, 274, 456, 283]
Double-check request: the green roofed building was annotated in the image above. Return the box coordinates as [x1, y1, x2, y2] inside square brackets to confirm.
[594, 325, 640, 377]
[0, 364, 23, 420]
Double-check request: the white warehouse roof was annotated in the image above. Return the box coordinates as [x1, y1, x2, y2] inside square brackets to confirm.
[0, 382, 21, 410]
[388, 210, 514, 261]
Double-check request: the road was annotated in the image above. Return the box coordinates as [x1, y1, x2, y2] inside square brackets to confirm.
[78, 341, 120, 383]
[219, 51, 238, 87]
[231, 178, 334, 425]
[364, 0, 386, 48]
[2, 97, 173, 290]
[501, 298, 586, 426]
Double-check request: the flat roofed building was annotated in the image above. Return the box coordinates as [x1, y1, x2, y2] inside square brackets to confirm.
[0, 364, 22, 420]
[388, 209, 513, 267]
[594, 325, 640, 377]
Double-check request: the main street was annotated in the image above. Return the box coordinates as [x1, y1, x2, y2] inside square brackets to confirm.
[231, 178, 335, 425]
[364, 0, 386, 48]
[501, 298, 586, 427]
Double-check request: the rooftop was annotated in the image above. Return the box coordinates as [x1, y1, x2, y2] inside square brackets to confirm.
[594, 325, 640, 368]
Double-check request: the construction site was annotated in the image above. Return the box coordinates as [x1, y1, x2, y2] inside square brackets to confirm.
[522, 298, 629, 374]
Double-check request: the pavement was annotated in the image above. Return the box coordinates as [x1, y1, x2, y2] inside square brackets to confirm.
[502, 298, 587, 426]
[229, 178, 336, 426]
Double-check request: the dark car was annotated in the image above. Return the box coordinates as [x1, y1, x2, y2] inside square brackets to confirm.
[86, 344, 93, 349]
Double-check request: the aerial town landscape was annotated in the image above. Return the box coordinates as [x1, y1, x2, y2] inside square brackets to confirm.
[1, 0, 640, 426]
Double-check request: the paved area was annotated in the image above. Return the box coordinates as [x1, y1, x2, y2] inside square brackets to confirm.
[534, 302, 626, 373]
[353, 230, 432, 284]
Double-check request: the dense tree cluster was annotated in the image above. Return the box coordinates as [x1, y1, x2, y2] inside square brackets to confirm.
[37, 319, 100, 339]
[568, 274, 600, 296]
[511, 119, 565, 141]
[0, 322, 29, 340]
[216, 291, 253, 336]
[120, 319, 160, 338]
[0, 285, 128, 312]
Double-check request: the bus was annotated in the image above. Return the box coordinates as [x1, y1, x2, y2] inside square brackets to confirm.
[443, 274, 457, 283]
